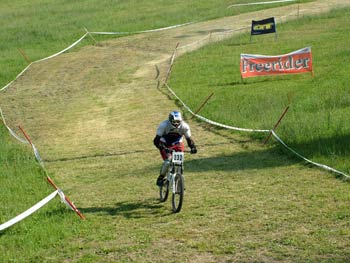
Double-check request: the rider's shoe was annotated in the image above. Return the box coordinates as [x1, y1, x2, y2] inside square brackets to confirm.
[156, 175, 165, 187]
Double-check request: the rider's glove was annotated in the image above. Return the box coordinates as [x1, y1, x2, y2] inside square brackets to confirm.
[158, 142, 165, 150]
[190, 145, 197, 154]
[164, 147, 172, 154]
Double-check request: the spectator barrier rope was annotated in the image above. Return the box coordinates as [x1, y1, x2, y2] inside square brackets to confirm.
[0, 191, 59, 231]
[228, 0, 296, 8]
[163, 82, 349, 179]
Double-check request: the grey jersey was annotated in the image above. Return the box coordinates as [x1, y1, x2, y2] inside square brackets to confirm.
[156, 120, 191, 145]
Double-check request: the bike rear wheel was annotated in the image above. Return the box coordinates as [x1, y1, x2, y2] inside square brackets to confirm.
[159, 179, 169, 202]
[172, 173, 184, 213]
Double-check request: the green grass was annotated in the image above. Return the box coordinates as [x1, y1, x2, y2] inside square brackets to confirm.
[0, 125, 81, 262]
[0, 0, 313, 89]
[169, 7, 350, 175]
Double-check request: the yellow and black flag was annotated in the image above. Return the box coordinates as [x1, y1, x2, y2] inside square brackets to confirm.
[250, 17, 277, 41]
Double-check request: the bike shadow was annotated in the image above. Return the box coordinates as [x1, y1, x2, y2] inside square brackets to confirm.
[80, 198, 173, 219]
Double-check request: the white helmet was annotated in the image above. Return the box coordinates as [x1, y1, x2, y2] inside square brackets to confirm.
[169, 111, 182, 128]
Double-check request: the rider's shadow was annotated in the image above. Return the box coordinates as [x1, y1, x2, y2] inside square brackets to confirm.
[80, 198, 171, 219]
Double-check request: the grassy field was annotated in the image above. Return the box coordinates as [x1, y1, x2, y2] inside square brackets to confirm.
[169, 7, 350, 175]
[1, 1, 350, 262]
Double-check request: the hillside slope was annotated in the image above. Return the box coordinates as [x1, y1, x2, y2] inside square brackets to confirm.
[0, 0, 347, 163]
[1, 0, 350, 262]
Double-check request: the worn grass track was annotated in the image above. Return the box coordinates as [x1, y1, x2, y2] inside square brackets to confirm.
[1, 0, 350, 262]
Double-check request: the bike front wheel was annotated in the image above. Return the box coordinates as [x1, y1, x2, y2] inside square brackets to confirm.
[172, 173, 184, 213]
[159, 179, 169, 202]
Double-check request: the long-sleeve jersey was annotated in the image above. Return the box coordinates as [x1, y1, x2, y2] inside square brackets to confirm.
[156, 120, 191, 146]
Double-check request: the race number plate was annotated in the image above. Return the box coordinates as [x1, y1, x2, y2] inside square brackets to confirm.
[172, 152, 184, 165]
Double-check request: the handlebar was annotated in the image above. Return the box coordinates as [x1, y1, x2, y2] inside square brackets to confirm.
[161, 146, 190, 154]
[159, 142, 196, 154]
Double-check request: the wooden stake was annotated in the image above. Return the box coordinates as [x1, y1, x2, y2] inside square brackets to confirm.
[18, 126, 84, 220]
[155, 64, 160, 80]
[287, 92, 294, 105]
[18, 48, 31, 63]
[84, 27, 98, 46]
[18, 125, 33, 146]
[164, 42, 180, 84]
[47, 176, 85, 220]
[191, 92, 214, 118]
[263, 105, 290, 145]
[297, 3, 300, 18]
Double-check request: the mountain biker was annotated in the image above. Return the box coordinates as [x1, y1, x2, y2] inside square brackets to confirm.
[153, 111, 197, 187]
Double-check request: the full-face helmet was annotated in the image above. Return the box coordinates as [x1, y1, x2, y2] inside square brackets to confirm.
[169, 111, 182, 128]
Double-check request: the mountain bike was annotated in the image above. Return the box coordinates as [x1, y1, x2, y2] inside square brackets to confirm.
[159, 147, 185, 213]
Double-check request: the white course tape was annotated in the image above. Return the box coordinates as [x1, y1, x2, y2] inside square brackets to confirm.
[228, 0, 295, 8]
[32, 143, 44, 167]
[89, 21, 194, 35]
[0, 63, 32, 93]
[177, 26, 250, 53]
[36, 33, 88, 63]
[163, 84, 349, 178]
[0, 22, 192, 94]
[165, 83, 270, 133]
[177, 34, 211, 50]
[7, 127, 28, 144]
[0, 33, 88, 93]
[0, 107, 28, 144]
[271, 131, 350, 179]
[57, 189, 73, 211]
[0, 190, 58, 231]
[1, 107, 45, 166]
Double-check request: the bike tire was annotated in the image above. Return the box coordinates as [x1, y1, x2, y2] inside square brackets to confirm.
[172, 173, 184, 213]
[159, 179, 169, 202]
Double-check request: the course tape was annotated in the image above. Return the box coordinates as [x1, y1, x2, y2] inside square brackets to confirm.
[0, 190, 58, 231]
[164, 32, 349, 179]
[36, 33, 88, 63]
[228, 0, 295, 8]
[0, 109, 45, 166]
[0, 22, 192, 94]
[0, 33, 88, 93]
[164, 83, 349, 179]
[165, 83, 269, 133]
[0, 107, 28, 144]
[0, 64, 32, 93]
[177, 26, 250, 52]
[57, 189, 73, 211]
[32, 143, 44, 167]
[88, 21, 193, 35]
[271, 131, 350, 179]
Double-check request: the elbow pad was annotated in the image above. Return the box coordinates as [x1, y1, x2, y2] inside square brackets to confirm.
[153, 136, 161, 149]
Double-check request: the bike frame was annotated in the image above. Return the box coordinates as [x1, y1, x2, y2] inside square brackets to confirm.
[159, 147, 185, 213]
[167, 151, 184, 193]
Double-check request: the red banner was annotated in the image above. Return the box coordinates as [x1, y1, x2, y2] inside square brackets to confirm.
[240, 47, 313, 78]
